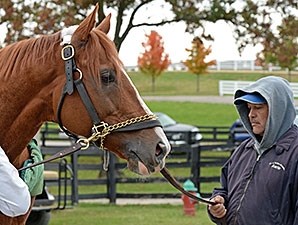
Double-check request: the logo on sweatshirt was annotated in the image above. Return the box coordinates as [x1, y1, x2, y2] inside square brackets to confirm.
[269, 162, 285, 171]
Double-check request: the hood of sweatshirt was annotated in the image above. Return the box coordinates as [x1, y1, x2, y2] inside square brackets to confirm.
[234, 76, 296, 155]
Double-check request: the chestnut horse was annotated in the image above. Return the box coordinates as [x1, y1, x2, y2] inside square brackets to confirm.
[0, 4, 170, 225]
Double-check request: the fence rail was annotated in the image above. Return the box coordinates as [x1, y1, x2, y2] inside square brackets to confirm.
[39, 123, 235, 205]
[219, 80, 298, 97]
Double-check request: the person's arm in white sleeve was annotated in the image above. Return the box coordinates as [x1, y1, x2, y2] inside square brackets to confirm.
[0, 147, 31, 217]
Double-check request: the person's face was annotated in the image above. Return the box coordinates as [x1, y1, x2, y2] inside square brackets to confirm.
[247, 103, 269, 136]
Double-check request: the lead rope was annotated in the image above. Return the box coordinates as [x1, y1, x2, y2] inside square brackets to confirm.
[18, 141, 216, 207]
[160, 167, 216, 205]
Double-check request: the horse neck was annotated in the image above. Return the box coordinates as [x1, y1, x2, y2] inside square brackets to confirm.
[0, 35, 63, 163]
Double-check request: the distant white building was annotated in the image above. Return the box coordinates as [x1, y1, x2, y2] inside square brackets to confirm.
[125, 60, 296, 72]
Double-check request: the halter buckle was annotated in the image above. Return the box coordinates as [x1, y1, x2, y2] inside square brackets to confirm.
[61, 45, 75, 61]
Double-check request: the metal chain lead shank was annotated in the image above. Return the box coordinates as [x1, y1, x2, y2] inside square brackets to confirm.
[78, 114, 158, 150]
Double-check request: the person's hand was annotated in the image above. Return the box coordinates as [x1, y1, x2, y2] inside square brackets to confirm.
[19, 139, 44, 196]
[208, 195, 227, 218]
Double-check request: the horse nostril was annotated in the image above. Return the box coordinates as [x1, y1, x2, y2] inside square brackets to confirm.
[156, 142, 167, 158]
[155, 145, 162, 157]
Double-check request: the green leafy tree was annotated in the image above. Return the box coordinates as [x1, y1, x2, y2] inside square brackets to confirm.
[183, 37, 216, 93]
[138, 30, 170, 92]
[233, 1, 297, 51]
[256, 16, 298, 80]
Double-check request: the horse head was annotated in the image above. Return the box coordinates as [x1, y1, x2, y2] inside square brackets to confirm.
[53, 5, 171, 175]
[0, 4, 171, 225]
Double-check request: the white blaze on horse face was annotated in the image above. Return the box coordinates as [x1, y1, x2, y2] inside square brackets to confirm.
[121, 68, 171, 157]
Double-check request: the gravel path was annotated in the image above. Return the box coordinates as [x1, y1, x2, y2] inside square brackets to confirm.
[143, 95, 298, 105]
[143, 95, 234, 104]
[81, 198, 182, 205]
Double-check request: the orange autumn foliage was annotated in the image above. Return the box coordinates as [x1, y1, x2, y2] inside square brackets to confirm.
[138, 30, 170, 78]
[183, 37, 216, 75]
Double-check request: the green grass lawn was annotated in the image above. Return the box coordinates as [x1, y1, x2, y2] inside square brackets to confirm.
[147, 101, 238, 126]
[129, 70, 296, 96]
[49, 203, 214, 225]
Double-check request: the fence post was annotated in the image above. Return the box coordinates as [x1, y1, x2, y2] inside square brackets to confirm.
[107, 153, 117, 203]
[219, 80, 223, 96]
[191, 143, 201, 193]
[71, 152, 79, 204]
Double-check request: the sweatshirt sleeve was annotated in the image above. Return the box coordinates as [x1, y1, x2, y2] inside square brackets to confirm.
[292, 158, 298, 225]
[0, 147, 31, 217]
[207, 160, 230, 224]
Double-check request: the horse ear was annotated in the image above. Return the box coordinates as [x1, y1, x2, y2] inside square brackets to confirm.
[95, 13, 111, 34]
[72, 4, 99, 45]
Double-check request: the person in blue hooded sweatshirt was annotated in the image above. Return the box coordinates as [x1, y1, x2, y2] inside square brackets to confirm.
[208, 76, 298, 225]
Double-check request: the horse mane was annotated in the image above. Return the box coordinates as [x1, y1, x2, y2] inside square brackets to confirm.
[0, 33, 61, 81]
[0, 26, 124, 83]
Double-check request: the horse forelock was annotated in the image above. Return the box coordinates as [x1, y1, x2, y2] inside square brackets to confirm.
[89, 29, 123, 68]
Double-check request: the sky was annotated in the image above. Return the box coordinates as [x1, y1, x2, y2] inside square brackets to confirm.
[117, 20, 262, 66]
[107, 1, 263, 67]
[0, 2, 263, 67]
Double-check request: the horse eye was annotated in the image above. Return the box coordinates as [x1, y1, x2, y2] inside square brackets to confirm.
[100, 68, 116, 85]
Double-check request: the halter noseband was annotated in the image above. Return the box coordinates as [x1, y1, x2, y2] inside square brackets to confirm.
[57, 43, 161, 149]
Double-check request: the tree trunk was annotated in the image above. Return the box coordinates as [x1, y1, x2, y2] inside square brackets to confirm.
[288, 69, 292, 82]
[152, 76, 156, 92]
[196, 75, 200, 93]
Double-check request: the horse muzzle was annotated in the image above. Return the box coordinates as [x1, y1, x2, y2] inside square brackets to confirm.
[126, 140, 169, 176]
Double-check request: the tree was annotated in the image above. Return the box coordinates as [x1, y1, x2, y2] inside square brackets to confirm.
[183, 37, 216, 93]
[138, 30, 170, 92]
[257, 16, 298, 80]
[233, 1, 297, 51]
[0, 0, 237, 51]
[1, 1, 297, 62]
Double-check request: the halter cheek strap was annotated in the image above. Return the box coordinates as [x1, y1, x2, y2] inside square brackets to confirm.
[61, 45, 75, 95]
[58, 44, 106, 139]
[74, 78, 101, 125]
[60, 44, 101, 126]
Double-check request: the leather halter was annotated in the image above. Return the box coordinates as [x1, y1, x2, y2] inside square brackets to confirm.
[57, 44, 161, 149]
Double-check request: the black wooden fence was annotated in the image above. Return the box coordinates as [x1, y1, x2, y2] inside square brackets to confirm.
[39, 123, 236, 206]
